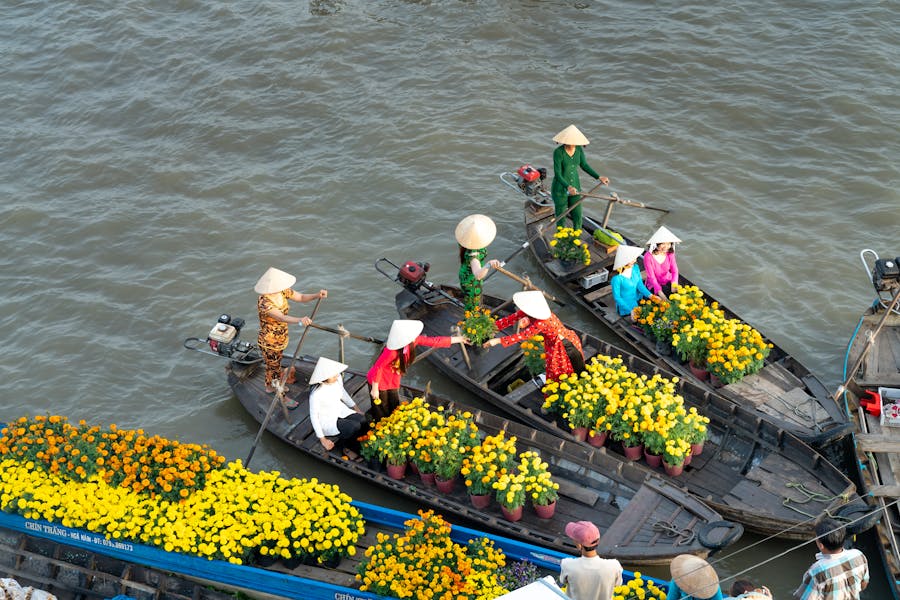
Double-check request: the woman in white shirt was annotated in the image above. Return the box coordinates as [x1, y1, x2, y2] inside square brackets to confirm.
[308, 357, 366, 453]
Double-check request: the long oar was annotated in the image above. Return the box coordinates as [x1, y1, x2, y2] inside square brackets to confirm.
[485, 181, 607, 282]
[579, 191, 670, 214]
[494, 265, 564, 307]
[306, 322, 384, 345]
[246, 296, 324, 467]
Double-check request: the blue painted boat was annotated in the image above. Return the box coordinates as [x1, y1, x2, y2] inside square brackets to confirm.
[0, 500, 664, 599]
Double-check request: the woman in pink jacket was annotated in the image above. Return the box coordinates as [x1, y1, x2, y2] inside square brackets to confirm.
[642, 226, 682, 300]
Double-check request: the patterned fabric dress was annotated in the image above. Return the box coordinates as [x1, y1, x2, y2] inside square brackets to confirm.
[257, 289, 293, 388]
[458, 247, 488, 311]
[494, 310, 583, 383]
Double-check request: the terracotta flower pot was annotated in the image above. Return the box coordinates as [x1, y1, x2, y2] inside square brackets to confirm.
[709, 373, 726, 388]
[688, 360, 710, 382]
[408, 461, 420, 475]
[469, 493, 492, 509]
[386, 462, 407, 480]
[622, 443, 644, 461]
[501, 504, 524, 522]
[587, 431, 608, 448]
[571, 426, 588, 442]
[691, 442, 705, 456]
[664, 461, 684, 476]
[533, 500, 557, 519]
[643, 449, 662, 468]
[419, 471, 437, 486]
[683, 452, 692, 466]
[435, 475, 457, 494]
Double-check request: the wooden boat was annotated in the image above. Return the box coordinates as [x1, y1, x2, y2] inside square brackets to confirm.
[392, 281, 868, 540]
[841, 249, 900, 597]
[1, 497, 651, 600]
[226, 355, 739, 565]
[499, 169, 851, 447]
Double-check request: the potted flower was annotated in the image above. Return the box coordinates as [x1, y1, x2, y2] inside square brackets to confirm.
[706, 319, 772, 386]
[431, 411, 480, 493]
[492, 470, 527, 522]
[461, 431, 517, 506]
[662, 437, 692, 476]
[521, 335, 546, 378]
[683, 407, 710, 456]
[633, 295, 674, 354]
[541, 371, 595, 440]
[518, 451, 559, 519]
[458, 305, 498, 346]
[612, 572, 667, 600]
[549, 226, 591, 266]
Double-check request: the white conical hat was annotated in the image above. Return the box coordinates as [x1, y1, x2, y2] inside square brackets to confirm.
[552, 124, 590, 146]
[513, 291, 551, 320]
[455, 214, 497, 250]
[613, 245, 644, 271]
[254, 267, 297, 294]
[386, 319, 424, 350]
[646, 226, 682, 250]
[670, 554, 719, 599]
[309, 356, 349, 385]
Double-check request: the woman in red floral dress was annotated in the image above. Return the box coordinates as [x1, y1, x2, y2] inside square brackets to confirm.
[483, 291, 584, 383]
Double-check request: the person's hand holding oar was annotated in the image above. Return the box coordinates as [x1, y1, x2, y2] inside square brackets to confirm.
[246, 295, 325, 467]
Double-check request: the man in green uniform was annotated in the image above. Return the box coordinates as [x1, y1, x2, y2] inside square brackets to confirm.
[551, 124, 609, 230]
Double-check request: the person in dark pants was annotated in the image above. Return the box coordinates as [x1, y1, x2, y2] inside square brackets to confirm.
[551, 124, 608, 231]
[308, 357, 366, 455]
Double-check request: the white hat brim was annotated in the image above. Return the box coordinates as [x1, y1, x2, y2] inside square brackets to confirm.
[254, 267, 297, 294]
[552, 124, 590, 146]
[386, 320, 424, 350]
[613, 245, 644, 272]
[646, 225, 682, 248]
[309, 357, 349, 384]
[513, 291, 551, 320]
[455, 214, 497, 249]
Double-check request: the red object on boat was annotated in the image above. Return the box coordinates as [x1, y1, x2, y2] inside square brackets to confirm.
[518, 164, 541, 182]
[860, 390, 881, 416]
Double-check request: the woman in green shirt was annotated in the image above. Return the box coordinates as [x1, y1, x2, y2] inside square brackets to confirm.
[456, 214, 500, 311]
[551, 125, 609, 230]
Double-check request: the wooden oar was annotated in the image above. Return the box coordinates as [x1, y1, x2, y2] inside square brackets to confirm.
[306, 322, 384, 345]
[579, 191, 670, 214]
[452, 324, 472, 370]
[485, 181, 607, 282]
[834, 286, 900, 404]
[246, 296, 324, 467]
[493, 265, 564, 307]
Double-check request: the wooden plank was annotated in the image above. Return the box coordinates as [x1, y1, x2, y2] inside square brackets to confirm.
[584, 286, 612, 303]
[868, 485, 900, 498]
[856, 434, 900, 453]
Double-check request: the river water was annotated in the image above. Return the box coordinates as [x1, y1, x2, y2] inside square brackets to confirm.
[3, 1, 897, 597]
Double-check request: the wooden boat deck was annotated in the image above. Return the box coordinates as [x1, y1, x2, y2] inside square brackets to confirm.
[396, 284, 861, 540]
[518, 197, 850, 447]
[228, 357, 735, 565]
[845, 302, 900, 592]
[0, 527, 239, 600]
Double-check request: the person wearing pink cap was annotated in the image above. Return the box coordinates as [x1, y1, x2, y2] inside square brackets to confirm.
[559, 520, 622, 600]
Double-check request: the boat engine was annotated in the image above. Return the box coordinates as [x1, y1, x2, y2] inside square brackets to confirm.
[206, 314, 253, 357]
[516, 164, 547, 196]
[873, 256, 900, 293]
[398, 260, 430, 291]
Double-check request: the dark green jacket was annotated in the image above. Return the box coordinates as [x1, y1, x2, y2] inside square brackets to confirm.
[551, 145, 599, 201]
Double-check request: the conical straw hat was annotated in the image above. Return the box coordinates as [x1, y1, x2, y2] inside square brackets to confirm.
[513, 290, 551, 320]
[254, 267, 297, 294]
[646, 225, 682, 250]
[455, 214, 497, 250]
[386, 319, 424, 350]
[309, 356, 349, 385]
[552, 124, 590, 146]
[612, 245, 644, 272]
[670, 554, 719, 598]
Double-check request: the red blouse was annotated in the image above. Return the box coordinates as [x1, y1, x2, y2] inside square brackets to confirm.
[495, 311, 583, 382]
[366, 335, 452, 391]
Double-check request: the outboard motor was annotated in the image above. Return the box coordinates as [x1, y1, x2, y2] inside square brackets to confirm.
[873, 257, 900, 293]
[398, 260, 430, 291]
[516, 164, 548, 196]
[207, 314, 252, 357]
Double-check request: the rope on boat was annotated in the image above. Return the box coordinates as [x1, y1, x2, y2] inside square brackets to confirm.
[781, 482, 850, 519]
[651, 520, 696, 546]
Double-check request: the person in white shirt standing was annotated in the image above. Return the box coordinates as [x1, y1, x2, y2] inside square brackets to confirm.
[559, 520, 623, 600]
[308, 357, 366, 454]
